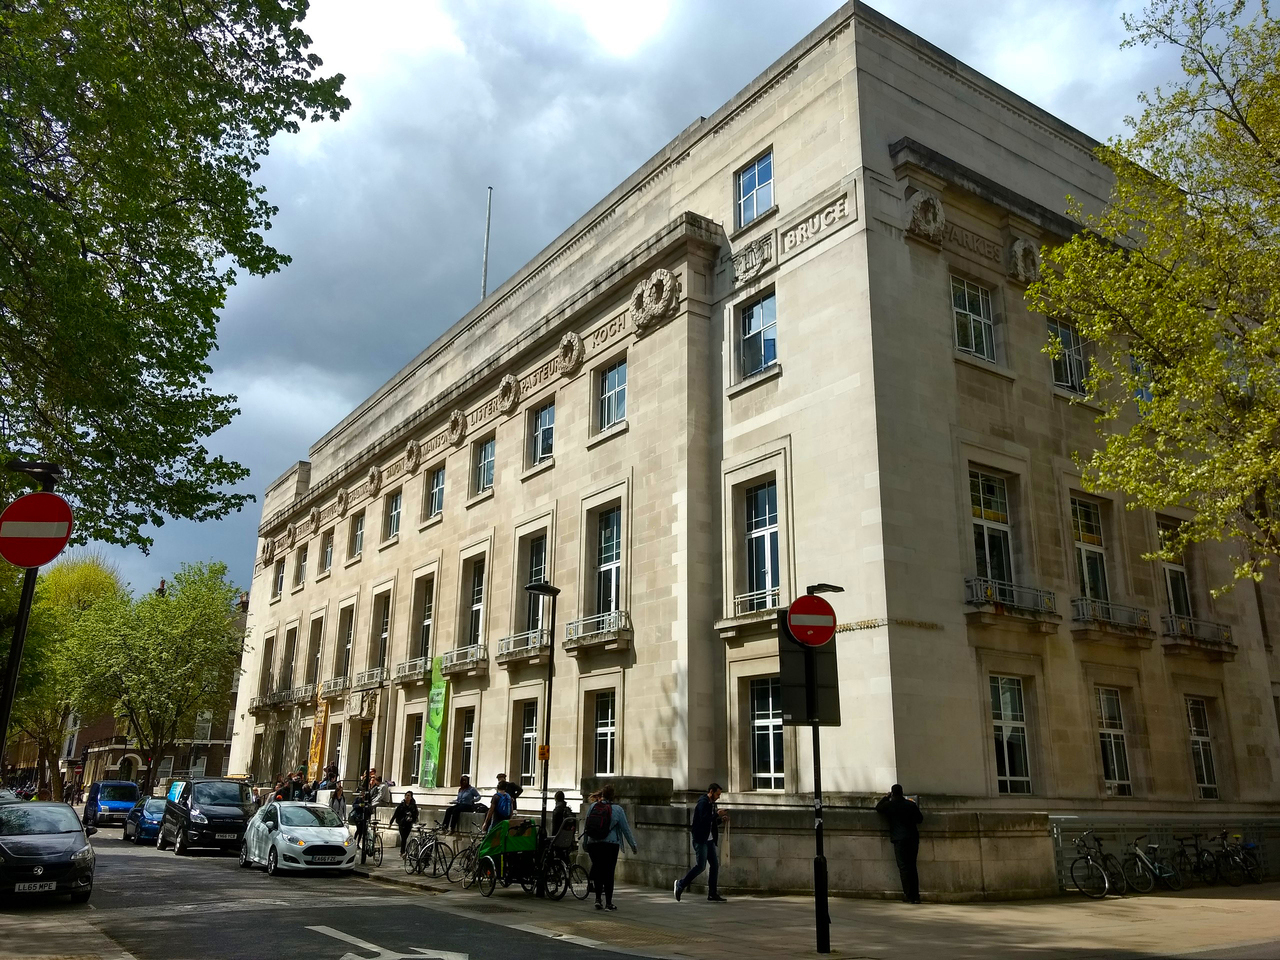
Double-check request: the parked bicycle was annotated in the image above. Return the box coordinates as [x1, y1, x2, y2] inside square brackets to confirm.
[361, 818, 384, 867]
[1070, 831, 1110, 899]
[1211, 830, 1246, 887]
[404, 821, 452, 878]
[448, 829, 483, 885]
[1228, 834, 1264, 884]
[1175, 833, 1218, 885]
[1121, 835, 1182, 893]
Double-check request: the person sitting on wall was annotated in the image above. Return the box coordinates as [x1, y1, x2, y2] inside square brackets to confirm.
[441, 775, 483, 834]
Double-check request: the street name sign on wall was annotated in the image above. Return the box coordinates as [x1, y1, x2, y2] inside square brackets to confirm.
[0, 492, 73, 568]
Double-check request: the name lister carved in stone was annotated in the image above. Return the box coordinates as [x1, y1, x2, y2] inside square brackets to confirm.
[782, 194, 849, 255]
[943, 223, 1002, 263]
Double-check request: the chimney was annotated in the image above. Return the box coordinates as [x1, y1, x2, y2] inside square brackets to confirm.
[238, 592, 250, 613]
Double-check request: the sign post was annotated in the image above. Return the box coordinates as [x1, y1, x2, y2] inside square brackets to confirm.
[0, 463, 70, 775]
[779, 586, 842, 956]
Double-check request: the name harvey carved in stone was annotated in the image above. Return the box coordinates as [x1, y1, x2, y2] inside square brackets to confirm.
[943, 223, 1002, 263]
[782, 195, 850, 255]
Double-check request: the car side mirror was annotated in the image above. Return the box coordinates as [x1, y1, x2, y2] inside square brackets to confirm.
[84, 826, 97, 837]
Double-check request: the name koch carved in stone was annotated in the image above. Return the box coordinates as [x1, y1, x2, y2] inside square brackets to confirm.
[782, 194, 850, 255]
[589, 311, 629, 352]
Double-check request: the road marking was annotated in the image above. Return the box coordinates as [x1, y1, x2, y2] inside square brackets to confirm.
[307, 924, 468, 960]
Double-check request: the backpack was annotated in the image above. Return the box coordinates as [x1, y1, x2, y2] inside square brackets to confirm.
[584, 800, 613, 841]
[492, 790, 513, 821]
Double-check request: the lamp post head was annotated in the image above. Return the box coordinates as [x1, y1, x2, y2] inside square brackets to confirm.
[525, 580, 561, 598]
[806, 582, 845, 596]
[6, 461, 64, 492]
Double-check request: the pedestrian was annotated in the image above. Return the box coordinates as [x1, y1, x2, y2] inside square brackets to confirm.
[495, 771, 523, 810]
[481, 781, 514, 835]
[441, 775, 482, 833]
[551, 790, 569, 837]
[350, 787, 369, 856]
[583, 784, 637, 911]
[330, 783, 347, 822]
[876, 784, 923, 903]
[391, 791, 418, 857]
[674, 782, 728, 903]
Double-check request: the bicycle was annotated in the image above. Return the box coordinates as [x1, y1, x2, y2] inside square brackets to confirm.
[1121, 835, 1182, 893]
[1070, 831, 1110, 899]
[1175, 834, 1218, 885]
[361, 818, 384, 867]
[1211, 830, 1246, 887]
[408, 822, 453, 878]
[448, 830, 482, 884]
[1229, 834, 1264, 884]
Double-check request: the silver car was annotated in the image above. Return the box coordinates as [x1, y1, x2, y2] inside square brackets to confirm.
[238, 801, 356, 876]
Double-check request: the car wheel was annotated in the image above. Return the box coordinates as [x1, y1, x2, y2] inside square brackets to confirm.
[239, 842, 253, 869]
[267, 847, 279, 877]
[122, 823, 130, 841]
[70, 887, 92, 904]
[173, 828, 187, 856]
[156, 824, 169, 851]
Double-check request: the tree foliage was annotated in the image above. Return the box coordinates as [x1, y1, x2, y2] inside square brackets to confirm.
[0, 1, 348, 550]
[68, 561, 244, 795]
[1028, 0, 1280, 589]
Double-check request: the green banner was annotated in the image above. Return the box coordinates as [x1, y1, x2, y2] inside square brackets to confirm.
[419, 656, 449, 788]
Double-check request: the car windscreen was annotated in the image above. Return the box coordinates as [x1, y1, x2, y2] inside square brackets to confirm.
[143, 798, 167, 816]
[0, 805, 83, 836]
[99, 784, 138, 802]
[193, 781, 251, 806]
[279, 805, 344, 828]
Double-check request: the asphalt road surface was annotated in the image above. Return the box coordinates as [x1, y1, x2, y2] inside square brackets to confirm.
[0, 832, 610, 960]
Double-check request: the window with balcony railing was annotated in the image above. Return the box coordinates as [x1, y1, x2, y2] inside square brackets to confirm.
[740, 479, 780, 613]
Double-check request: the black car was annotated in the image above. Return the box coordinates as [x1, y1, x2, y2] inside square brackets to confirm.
[158, 778, 254, 855]
[0, 802, 96, 903]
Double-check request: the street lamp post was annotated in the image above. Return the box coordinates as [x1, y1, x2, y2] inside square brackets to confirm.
[805, 581, 843, 956]
[525, 579, 560, 898]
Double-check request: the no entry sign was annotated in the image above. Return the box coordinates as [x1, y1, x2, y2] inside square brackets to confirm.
[0, 492, 73, 568]
[786, 594, 837, 646]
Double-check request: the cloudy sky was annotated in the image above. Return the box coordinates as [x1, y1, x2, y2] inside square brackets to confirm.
[94, 0, 1180, 595]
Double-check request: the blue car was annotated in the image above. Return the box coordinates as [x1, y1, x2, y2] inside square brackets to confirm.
[123, 797, 166, 844]
[82, 780, 140, 827]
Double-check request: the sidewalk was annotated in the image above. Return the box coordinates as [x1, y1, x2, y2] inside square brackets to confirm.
[354, 858, 1280, 960]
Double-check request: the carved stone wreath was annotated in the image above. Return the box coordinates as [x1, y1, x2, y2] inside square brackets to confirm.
[366, 465, 383, 497]
[732, 235, 773, 284]
[1007, 238, 1041, 284]
[404, 439, 422, 473]
[447, 408, 468, 446]
[905, 189, 945, 244]
[497, 374, 520, 415]
[261, 538, 276, 564]
[557, 332, 584, 377]
[336, 487, 349, 518]
[284, 523, 297, 549]
[631, 267, 680, 334]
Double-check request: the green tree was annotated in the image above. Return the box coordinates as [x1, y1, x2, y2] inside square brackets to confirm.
[0, 1, 349, 550]
[70, 561, 244, 795]
[1028, 0, 1280, 591]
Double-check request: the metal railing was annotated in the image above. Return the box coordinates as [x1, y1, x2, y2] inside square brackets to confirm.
[1071, 597, 1152, 630]
[565, 609, 633, 646]
[964, 577, 1057, 615]
[1162, 615, 1234, 645]
[441, 645, 488, 672]
[319, 676, 349, 698]
[732, 587, 781, 617]
[497, 628, 551, 661]
[393, 658, 430, 683]
[353, 666, 389, 689]
[267, 690, 290, 705]
[290, 683, 316, 703]
[248, 696, 268, 711]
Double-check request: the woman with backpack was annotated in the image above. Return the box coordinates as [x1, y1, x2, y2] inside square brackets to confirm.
[582, 784, 637, 911]
[391, 791, 419, 858]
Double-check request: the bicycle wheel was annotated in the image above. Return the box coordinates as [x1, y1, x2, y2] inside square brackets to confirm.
[520, 872, 536, 894]
[1175, 850, 1194, 883]
[372, 833, 384, 868]
[568, 863, 590, 901]
[403, 838, 420, 875]
[1103, 854, 1128, 896]
[449, 845, 476, 884]
[1241, 848, 1263, 884]
[1158, 856, 1183, 891]
[428, 841, 453, 879]
[1219, 853, 1245, 887]
[1195, 849, 1218, 885]
[478, 857, 497, 898]
[1122, 856, 1154, 894]
[1071, 857, 1109, 899]
[547, 860, 569, 901]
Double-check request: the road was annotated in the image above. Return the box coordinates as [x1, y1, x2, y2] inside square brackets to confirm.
[0, 832, 614, 960]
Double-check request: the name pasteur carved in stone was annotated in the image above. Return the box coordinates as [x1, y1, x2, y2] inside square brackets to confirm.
[905, 188, 945, 244]
[781, 194, 850, 255]
[732, 234, 774, 282]
[630, 268, 679, 334]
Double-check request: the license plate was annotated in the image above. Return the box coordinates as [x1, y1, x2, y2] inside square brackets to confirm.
[216, 833, 237, 840]
[15, 881, 57, 893]
[310, 856, 341, 864]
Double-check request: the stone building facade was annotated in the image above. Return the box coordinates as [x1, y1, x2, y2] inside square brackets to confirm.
[229, 2, 1280, 897]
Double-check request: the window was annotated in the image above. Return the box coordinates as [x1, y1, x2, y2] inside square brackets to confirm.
[1159, 518, 1193, 619]
[295, 545, 308, 586]
[384, 489, 402, 540]
[952, 276, 995, 362]
[348, 512, 365, 559]
[272, 560, 285, 598]
[1130, 355, 1154, 409]
[405, 714, 423, 786]
[320, 530, 334, 572]
[157, 756, 174, 781]
[305, 618, 323, 684]
[193, 710, 213, 742]
[526, 534, 547, 631]
[460, 708, 475, 778]
[519, 701, 537, 787]
[971, 470, 1013, 598]
[1187, 697, 1219, 799]
[530, 400, 555, 465]
[280, 627, 297, 690]
[990, 675, 1032, 794]
[598, 359, 627, 430]
[258, 636, 275, 697]
[595, 506, 622, 615]
[1096, 687, 1132, 796]
[1071, 498, 1109, 602]
[337, 607, 354, 677]
[474, 437, 495, 494]
[750, 677, 784, 790]
[740, 292, 777, 378]
[410, 575, 434, 660]
[744, 480, 780, 611]
[427, 467, 445, 518]
[1048, 317, 1088, 393]
[736, 150, 773, 228]
[372, 592, 391, 669]
[466, 559, 486, 646]
[594, 690, 617, 776]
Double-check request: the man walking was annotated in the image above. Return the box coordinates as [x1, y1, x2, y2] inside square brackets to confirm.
[674, 783, 728, 903]
[876, 784, 923, 903]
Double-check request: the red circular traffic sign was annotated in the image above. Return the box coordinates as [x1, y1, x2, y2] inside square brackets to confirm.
[0, 492, 73, 568]
[787, 594, 837, 646]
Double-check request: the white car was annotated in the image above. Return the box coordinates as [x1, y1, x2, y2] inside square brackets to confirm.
[239, 801, 357, 875]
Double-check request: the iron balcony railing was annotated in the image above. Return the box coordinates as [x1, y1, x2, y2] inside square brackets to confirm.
[1071, 597, 1152, 630]
[319, 676, 350, 698]
[290, 683, 316, 703]
[732, 587, 782, 617]
[964, 577, 1057, 615]
[440, 645, 488, 672]
[248, 696, 268, 711]
[1162, 615, 1233, 645]
[393, 658, 430, 683]
[353, 666, 389, 689]
[267, 690, 290, 705]
[564, 609, 633, 647]
[496, 628, 551, 662]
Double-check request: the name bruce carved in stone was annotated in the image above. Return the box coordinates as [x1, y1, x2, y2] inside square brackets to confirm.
[782, 194, 850, 254]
